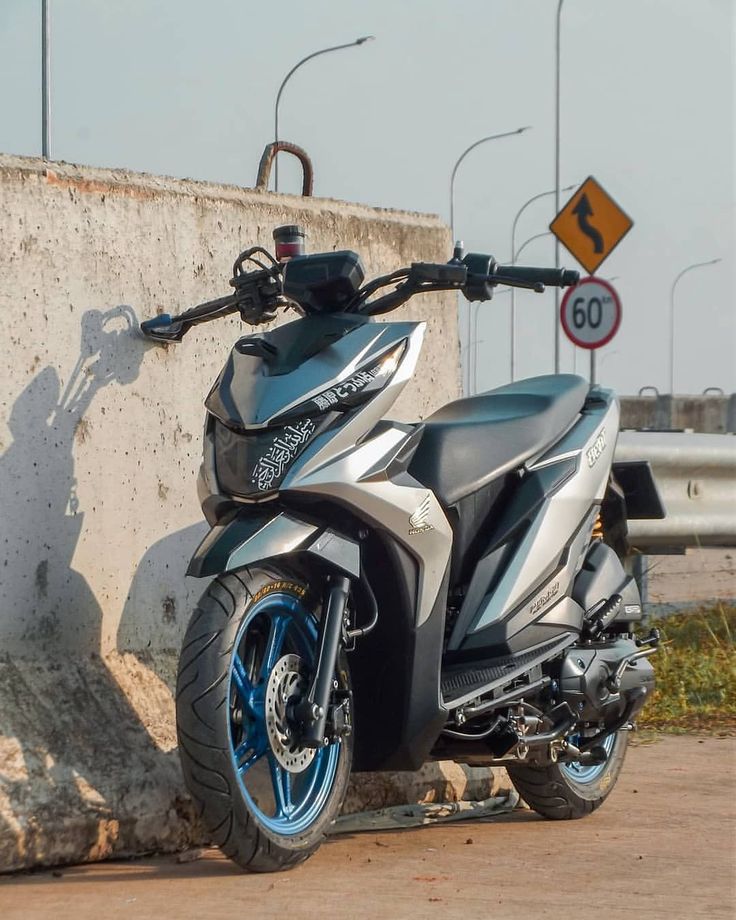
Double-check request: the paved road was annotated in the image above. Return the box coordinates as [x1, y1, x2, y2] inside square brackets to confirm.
[1, 735, 733, 920]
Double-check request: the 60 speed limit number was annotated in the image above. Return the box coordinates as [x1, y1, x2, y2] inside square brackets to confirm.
[560, 277, 621, 350]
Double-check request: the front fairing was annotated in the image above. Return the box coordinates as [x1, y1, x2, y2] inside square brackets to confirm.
[200, 313, 425, 505]
[205, 313, 419, 430]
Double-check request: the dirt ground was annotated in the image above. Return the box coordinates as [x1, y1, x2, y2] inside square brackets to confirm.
[1, 735, 733, 920]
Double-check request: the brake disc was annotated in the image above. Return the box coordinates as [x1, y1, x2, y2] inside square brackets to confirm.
[265, 654, 316, 774]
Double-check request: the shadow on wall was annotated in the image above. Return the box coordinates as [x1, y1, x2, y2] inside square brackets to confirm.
[1, 307, 143, 650]
[117, 520, 208, 660]
[0, 308, 193, 869]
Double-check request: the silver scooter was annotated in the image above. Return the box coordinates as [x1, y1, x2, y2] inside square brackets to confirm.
[141, 225, 661, 872]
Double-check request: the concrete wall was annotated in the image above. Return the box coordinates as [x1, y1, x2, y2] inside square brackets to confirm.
[0, 155, 463, 870]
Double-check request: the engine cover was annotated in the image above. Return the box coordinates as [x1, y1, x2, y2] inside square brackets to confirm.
[559, 637, 655, 722]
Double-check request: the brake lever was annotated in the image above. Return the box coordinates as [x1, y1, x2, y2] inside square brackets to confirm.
[491, 274, 545, 293]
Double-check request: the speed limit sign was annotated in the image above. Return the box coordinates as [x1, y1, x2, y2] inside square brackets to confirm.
[560, 277, 621, 350]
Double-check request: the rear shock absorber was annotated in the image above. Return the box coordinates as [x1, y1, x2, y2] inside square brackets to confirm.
[591, 511, 604, 541]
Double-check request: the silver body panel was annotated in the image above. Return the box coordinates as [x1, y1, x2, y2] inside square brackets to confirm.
[199, 309, 620, 653]
[458, 394, 619, 645]
[281, 321, 453, 626]
[187, 512, 361, 578]
[227, 514, 317, 570]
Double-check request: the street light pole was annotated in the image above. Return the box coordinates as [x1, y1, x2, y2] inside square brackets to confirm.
[669, 258, 721, 394]
[449, 126, 532, 242]
[41, 0, 50, 159]
[514, 231, 554, 263]
[510, 231, 553, 381]
[472, 289, 510, 394]
[273, 36, 373, 192]
[586, 276, 619, 381]
[554, 0, 565, 374]
[449, 126, 531, 395]
[509, 184, 574, 381]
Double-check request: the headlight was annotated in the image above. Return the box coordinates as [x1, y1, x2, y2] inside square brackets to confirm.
[214, 416, 319, 498]
[270, 340, 407, 424]
[212, 340, 406, 498]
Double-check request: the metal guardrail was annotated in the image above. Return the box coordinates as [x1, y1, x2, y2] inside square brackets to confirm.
[615, 431, 736, 552]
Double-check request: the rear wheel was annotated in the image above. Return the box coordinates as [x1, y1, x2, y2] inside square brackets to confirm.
[176, 566, 353, 872]
[507, 730, 627, 819]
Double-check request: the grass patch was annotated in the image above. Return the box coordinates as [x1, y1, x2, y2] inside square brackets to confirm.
[638, 604, 736, 734]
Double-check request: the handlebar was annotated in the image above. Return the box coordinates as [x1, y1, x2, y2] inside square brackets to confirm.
[140, 235, 583, 339]
[140, 258, 282, 342]
[140, 293, 240, 342]
[493, 264, 580, 288]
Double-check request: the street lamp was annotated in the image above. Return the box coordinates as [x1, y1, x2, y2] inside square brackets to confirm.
[514, 231, 553, 263]
[669, 258, 721, 394]
[273, 36, 374, 192]
[450, 126, 531, 394]
[554, 0, 565, 373]
[471, 288, 510, 394]
[510, 185, 575, 267]
[42, 0, 50, 159]
[449, 126, 532, 241]
[598, 349, 619, 372]
[509, 185, 575, 381]
[509, 231, 553, 380]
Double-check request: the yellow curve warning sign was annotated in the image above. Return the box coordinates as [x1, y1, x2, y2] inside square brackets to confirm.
[550, 177, 633, 275]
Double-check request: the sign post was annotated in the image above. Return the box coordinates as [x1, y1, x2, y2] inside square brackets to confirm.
[551, 177, 632, 380]
[560, 277, 622, 383]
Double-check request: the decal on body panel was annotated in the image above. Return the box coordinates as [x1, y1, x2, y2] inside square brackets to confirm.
[528, 579, 561, 617]
[252, 419, 316, 491]
[586, 428, 606, 468]
[409, 493, 435, 535]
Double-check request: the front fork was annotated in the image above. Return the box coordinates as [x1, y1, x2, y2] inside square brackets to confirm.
[295, 575, 352, 747]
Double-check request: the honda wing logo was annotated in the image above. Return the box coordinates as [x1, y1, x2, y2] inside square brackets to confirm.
[409, 493, 434, 535]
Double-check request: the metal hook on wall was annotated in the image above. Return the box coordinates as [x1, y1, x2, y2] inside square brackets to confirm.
[256, 142, 314, 197]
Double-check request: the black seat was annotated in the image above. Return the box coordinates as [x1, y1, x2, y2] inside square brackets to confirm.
[409, 374, 589, 507]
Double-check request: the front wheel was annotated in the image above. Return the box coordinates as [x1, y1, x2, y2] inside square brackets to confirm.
[507, 730, 628, 820]
[176, 566, 353, 872]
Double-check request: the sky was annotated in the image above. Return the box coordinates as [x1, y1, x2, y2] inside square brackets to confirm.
[1, 0, 734, 396]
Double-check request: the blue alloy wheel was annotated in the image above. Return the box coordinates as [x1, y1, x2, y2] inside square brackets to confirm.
[559, 731, 617, 784]
[227, 592, 341, 836]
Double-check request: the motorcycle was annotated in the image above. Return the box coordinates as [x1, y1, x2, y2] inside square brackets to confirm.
[141, 225, 662, 872]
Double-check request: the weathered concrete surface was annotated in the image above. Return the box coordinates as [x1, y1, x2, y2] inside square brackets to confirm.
[2, 736, 733, 920]
[620, 393, 736, 433]
[0, 646, 507, 872]
[0, 153, 459, 654]
[0, 154, 463, 870]
[642, 548, 735, 614]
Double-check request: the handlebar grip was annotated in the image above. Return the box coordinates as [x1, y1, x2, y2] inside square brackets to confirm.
[140, 313, 186, 342]
[140, 314, 173, 333]
[495, 265, 580, 288]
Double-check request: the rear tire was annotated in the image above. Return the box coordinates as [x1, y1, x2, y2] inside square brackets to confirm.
[507, 730, 628, 820]
[175, 565, 353, 872]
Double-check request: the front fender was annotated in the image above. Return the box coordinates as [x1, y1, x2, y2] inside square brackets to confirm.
[186, 510, 360, 579]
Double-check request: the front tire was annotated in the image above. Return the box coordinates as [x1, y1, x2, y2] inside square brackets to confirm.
[507, 730, 628, 820]
[176, 566, 353, 872]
